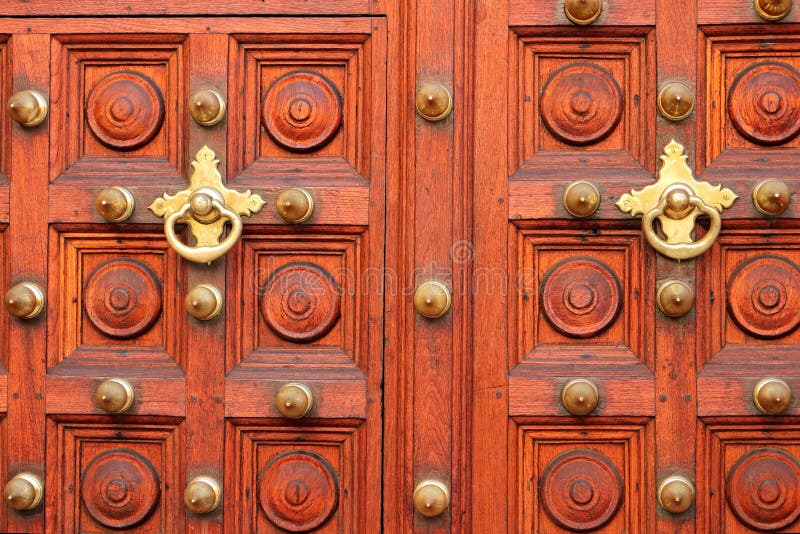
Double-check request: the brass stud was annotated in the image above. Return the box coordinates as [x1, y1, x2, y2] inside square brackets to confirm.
[184, 476, 222, 514]
[657, 82, 695, 121]
[185, 283, 223, 321]
[413, 480, 450, 518]
[754, 0, 793, 21]
[3, 473, 43, 511]
[753, 180, 791, 216]
[561, 378, 599, 415]
[563, 181, 601, 218]
[8, 90, 48, 127]
[95, 378, 135, 414]
[96, 186, 135, 223]
[276, 188, 315, 224]
[189, 89, 227, 127]
[564, 0, 602, 25]
[754, 378, 792, 415]
[275, 382, 314, 419]
[415, 83, 453, 122]
[414, 281, 452, 319]
[657, 280, 695, 318]
[4, 282, 45, 319]
[657, 475, 695, 514]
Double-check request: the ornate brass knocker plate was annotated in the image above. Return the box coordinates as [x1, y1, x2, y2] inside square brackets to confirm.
[149, 146, 264, 263]
[616, 140, 737, 260]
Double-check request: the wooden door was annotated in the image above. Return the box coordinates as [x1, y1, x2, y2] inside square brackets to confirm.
[473, 0, 800, 532]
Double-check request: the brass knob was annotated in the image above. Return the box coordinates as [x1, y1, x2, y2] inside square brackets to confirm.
[185, 283, 223, 321]
[657, 475, 695, 514]
[563, 181, 601, 218]
[561, 378, 599, 415]
[415, 83, 453, 122]
[413, 480, 450, 518]
[564, 0, 602, 25]
[8, 90, 48, 127]
[754, 378, 792, 415]
[753, 180, 790, 216]
[95, 378, 135, 414]
[96, 186, 135, 223]
[3, 473, 43, 511]
[657, 280, 695, 318]
[414, 281, 452, 319]
[276, 188, 315, 224]
[189, 89, 226, 127]
[184, 476, 222, 514]
[754, 0, 792, 21]
[657, 82, 694, 121]
[275, 382, 314, 419]
[4, 282, 45, 319]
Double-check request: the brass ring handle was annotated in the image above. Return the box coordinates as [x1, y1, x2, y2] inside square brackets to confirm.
[642, 192, 722, 261]
[164, 198, 243, 264]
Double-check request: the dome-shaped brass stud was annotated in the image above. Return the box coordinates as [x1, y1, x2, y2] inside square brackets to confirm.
[561, 378, 599, 415]
[275, 382, 314, 419]
[657, 82, 694, 121]
[564, 0, 602, 25]
[753, 180, 791, 216]
[657, 475, 695, 514]
[189, 89, 226, 127]
[95, 378, 135, 414]
[754, 378, 792, 415]
[4, 282, 45, 319]
[3, 472, 43, 511]
[414, 281, 452, 319]
[563, 181, 601, 218]
[185, 283, 223, 321]
[8, 90, 48, 127]
[276, 188, 315, 224]
[754, 0, 793, 21]
[657, 280, 695, 318]
[413, 480, 450, 518]
[184, 476, 222, 514]
[96, 186, 135, 223]
[415, 83, 454, 122]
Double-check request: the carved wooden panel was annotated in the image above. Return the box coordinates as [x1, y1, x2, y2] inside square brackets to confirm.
[48, 232, 184, 370]
[513, 422, 652, 533]
[226, 423, 361, 533]
[699, 422, 800, 533]
[50, 34, 186, 180]
[46, 417, 184, 533]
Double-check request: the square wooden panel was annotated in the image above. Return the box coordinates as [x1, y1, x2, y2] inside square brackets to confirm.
[46, 417, 184, 533]
[228, 30, 378, 181]
[699, 421, 800, 533]
[50, 34, 186, 181]
[229, 233, 363, 371]
[49, 231, 184, 370]
[226, 422, 361, 533]
[701, 30, 800, 172]
[509, 29, 655, 176]
[698, 230, 800, 366]
[513, 422, 652, 533]
[513, 227, 647, 365]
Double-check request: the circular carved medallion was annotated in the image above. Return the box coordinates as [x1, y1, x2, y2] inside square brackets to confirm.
[86, 71, 165, 151]
[258, 451, 339, 532]
[83, 258, 162, 339]
[262, 70, 343, 153]
[541, 257, 622, 338]
[728, 62, 800, 146]
[726, 448, 800, 530]
[261, 262, 341, 343]
[540, 63, 623, 146]
[81, 449, 161, 529]
[727, 254, 800, 339]
[539, 449, 623, 531]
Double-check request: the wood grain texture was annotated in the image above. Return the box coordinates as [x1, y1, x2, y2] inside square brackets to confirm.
[0, 0, 372, 15]
[509, 0, 655, 26]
